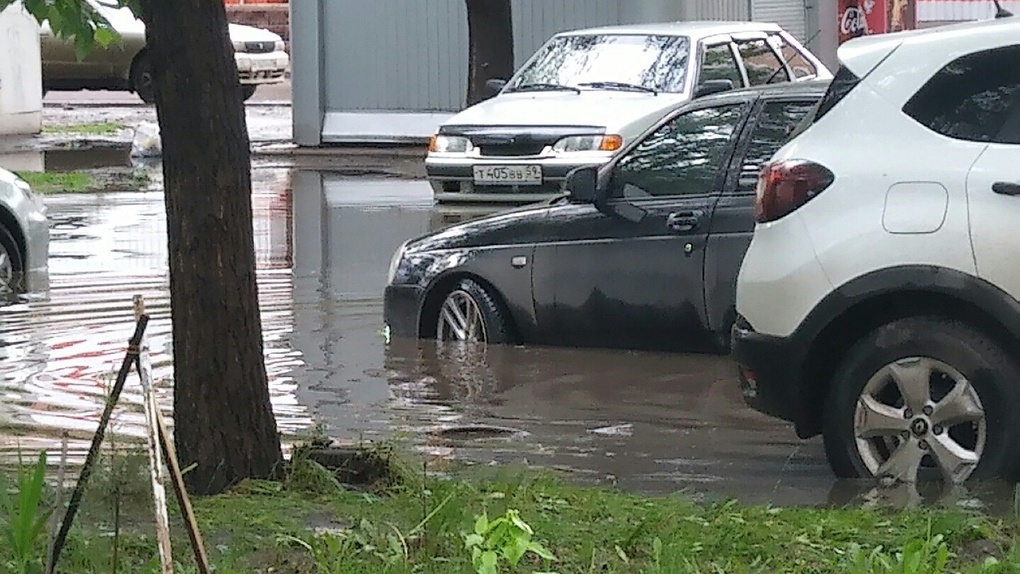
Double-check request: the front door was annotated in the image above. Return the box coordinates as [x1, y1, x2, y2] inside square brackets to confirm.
[543, 102, 750, 351]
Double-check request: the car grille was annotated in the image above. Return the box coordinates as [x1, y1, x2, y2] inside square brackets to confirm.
[242, 41, 276, 54]
[477, 143, 547, 157]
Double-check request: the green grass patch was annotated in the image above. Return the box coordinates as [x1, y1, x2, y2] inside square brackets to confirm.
[41, 122, 126, 136]
[0, 447, 1017, 574]
[15, 169, 153, 194]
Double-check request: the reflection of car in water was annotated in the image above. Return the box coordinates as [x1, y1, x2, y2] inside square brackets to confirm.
[425, 21, 831, 204]
[39, 0, 289, 103]
[385, 81, 828, 354]
[0, 168, 48, 300]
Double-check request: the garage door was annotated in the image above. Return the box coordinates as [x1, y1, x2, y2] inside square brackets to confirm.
[751, 0, 807, 42]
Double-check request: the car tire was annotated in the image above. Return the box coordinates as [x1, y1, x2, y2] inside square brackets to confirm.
[130, 51, 155, 105]
[822, 316, 1020, 484]
[241, 85, 257, 101]
[0, 225, 25, 298]
[434, 278, 512, 345]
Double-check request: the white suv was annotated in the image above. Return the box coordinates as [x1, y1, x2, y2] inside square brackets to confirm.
[731, 16, 1020, 486]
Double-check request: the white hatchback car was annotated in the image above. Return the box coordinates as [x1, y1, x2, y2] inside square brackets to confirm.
[426, 21, 830, 203]
[732, 16, 1020, 485]
[0, 168, 48, 300]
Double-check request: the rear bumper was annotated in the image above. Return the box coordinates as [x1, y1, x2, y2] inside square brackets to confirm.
[383, 284, 425, 339]
[730, 316, 803, 425]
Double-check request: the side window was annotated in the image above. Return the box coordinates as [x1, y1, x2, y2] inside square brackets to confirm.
[736, 39, 788, 85]
[903, 45, 1020, 143]
[699, 43, 743, 88]
[612, 104, 745, 199]
[735, 99, 818, 193]
[998, 100, 1020, 145]
[769, 35, 817, 79]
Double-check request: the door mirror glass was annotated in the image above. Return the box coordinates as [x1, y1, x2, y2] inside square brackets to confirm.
[694, 79, 734, 99]
[564, 166, 600, 203]
[485, 78, 508, 96]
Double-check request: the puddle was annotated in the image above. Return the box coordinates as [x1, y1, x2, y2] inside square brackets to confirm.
[1, 160, 1016, 510]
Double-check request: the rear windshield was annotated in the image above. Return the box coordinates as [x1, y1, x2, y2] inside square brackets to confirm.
[508, 34, 691, 94]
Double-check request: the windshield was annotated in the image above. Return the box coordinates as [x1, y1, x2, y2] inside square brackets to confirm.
[508, 34, 691, 94]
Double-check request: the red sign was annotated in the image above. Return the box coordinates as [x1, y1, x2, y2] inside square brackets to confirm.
[838, 0, 918, 44]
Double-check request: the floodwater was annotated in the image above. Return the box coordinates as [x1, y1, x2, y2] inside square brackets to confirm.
[0, 160, 1016, 512]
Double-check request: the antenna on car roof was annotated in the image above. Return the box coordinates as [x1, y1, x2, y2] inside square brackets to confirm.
[993, 0, 1014, 18]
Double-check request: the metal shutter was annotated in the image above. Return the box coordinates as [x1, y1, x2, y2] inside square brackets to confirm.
[751, 0, 807, 42]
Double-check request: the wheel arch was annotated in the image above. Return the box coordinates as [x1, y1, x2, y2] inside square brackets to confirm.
[0, 207, 26, 268]
[417, 271, 519, 342]
[794, 265, 1020, 438]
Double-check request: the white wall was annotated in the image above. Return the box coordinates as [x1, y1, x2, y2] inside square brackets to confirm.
[0, 1, 42, 136]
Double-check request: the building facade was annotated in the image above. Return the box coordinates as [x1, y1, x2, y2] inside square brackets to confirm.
[0, 2, 42, 137]
[289, 0, 1010, 147]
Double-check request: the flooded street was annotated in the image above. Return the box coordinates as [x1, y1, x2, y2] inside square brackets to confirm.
[2, 160, 1015, 511]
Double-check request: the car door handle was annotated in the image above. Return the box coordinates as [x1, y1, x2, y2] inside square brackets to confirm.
[992, 182, 1020, 196]
[666, 210, 704, 233]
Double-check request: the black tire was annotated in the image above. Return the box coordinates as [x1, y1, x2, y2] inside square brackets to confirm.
[434, 278, 512, 345]
[0, 225, 25, 297]
[241, 84, 257, 101]
[822, 316, 1020, 483]
[130, 51, 155, 104]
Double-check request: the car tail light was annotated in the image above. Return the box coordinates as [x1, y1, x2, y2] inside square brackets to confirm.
[754, 160, 834, 223]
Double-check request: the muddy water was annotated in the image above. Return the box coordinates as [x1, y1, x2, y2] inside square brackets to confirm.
[0, 165, 1014, 510]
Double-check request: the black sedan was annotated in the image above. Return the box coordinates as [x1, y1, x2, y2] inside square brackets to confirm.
[384, 81, 827, 353]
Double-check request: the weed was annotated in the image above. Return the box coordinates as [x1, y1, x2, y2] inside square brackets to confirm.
[0, 451, 52, 574]
[463, 508, 556, 574]
[41, 122, 125, 135]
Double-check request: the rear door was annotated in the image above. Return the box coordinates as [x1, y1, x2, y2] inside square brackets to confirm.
[703, 94, 822, 340]
[544, 99, 752, 351]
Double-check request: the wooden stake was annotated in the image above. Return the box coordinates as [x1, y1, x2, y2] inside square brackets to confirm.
[156, 411, 212, 574]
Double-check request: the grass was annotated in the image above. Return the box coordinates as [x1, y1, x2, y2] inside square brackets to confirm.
[0, 445, 1017, 574]
[41, 122, 126, 136]
[16, 170, 153, 194]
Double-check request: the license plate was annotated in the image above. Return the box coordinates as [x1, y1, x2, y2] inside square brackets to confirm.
[251, 59, 277, 72]
[472, 165, 542, 185]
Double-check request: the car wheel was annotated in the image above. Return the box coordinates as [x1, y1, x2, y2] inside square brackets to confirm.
[0, 225, 25, 299]
[434, 278, 511, 345]
[241, 85, 257, 101]
[822, 316, 1020, 484]
[131, 52, 155, 105]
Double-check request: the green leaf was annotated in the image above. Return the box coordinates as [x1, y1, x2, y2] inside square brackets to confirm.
[474, 513, 488, 536]
[479, 550, 498, 574]
[464, 534, 484, 549]
[507, 509, 534, 536]
[528, 541, 556, 561]
[94, 26, 114, 47]
[503, 533, 529, 566]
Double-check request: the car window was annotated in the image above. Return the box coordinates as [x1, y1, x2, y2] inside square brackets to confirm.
[736, 39, 788, 85]
[769, 35, 817, 79]
[902, 45, 1020, 144]
[508, 34, 691, 93]
[611, 104, 745, 199]
[997, 99, 1020, 145]
[735, 99, 819, 193]
[699, 43, 743, 88]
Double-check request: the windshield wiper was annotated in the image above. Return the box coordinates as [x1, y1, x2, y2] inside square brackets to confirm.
[578, 81, 657, 95]
[512, 83, 581, 94]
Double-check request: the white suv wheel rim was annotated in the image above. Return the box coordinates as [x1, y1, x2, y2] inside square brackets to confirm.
[853, 356, 986, 484]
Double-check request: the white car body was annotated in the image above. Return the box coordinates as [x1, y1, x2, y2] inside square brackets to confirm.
[731, 15, 1020, 483]
[426, 21, 831, 203]
[0, 167, 49, 295]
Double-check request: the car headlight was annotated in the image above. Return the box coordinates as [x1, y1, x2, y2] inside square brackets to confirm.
[231, 40, 245, 52]
[274, 40, 286, 52]
[552, 134, 623, 153]
[387, 240, 409, 284]
[428, 134, 473, 154]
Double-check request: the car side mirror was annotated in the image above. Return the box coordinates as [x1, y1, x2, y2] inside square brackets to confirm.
[564, 166, 600, 203]
[485, 78, 508, 96]
[694, 79, 734, 99]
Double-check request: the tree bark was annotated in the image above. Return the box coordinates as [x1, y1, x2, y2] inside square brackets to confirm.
[465, 0, 515, 106]
[137, 0, 283, 496]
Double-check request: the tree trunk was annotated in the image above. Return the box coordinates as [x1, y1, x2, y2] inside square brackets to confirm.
[137, 0, 283, 496]
[465, 0, 515, 106]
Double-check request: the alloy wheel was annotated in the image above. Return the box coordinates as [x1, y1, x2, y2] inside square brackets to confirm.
[436, 290, 487, 342]
[854, 356, 986, 484]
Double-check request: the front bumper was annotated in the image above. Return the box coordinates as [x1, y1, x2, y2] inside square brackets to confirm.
[383, 284, 426, 339]
[730, 316, 803, 425]
[425, 154, 611, 203]
[235, 51, 289, 85]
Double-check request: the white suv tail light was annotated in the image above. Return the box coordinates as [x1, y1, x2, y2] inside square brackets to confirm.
[754, 160, 835, 223]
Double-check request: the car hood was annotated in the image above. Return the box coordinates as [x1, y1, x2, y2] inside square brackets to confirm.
[228, 23, 283, 43]
[406, 200, 560, 253]
[444, 91, 689, 136]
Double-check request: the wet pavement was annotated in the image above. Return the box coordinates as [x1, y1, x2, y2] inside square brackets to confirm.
[0, 162, 1016, 511]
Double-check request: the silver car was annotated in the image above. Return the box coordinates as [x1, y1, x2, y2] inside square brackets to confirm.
[0, 168, 48, 299]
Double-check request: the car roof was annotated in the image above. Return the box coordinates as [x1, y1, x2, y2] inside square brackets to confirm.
[555, 20, 784, 39]
[713, 79, 831, 100]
